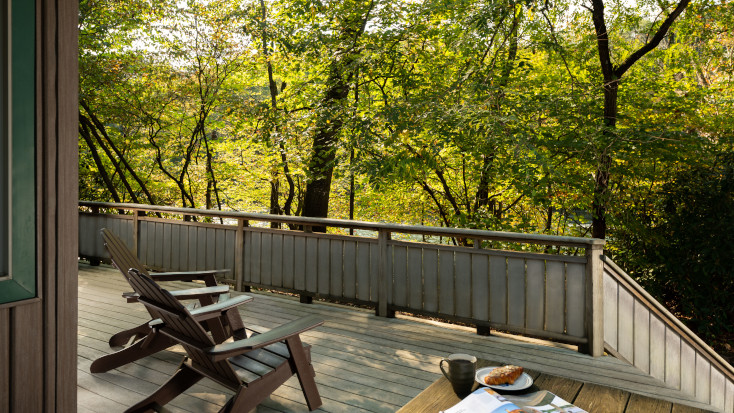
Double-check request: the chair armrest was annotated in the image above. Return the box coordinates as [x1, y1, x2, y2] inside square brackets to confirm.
[207, 315, 324, 361]
[149, 269, 230, 284]
[190, 294, 253, 322]
[168, 285, 230, 300]
[124, 285, 229, 302]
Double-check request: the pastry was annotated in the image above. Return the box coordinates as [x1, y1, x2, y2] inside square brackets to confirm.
[484, 365, 524, 385]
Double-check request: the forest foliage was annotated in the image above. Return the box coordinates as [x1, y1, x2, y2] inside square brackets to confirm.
[79, 0, 734, 349]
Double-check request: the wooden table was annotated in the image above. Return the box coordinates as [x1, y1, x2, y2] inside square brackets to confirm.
[397, 359, 712, 413]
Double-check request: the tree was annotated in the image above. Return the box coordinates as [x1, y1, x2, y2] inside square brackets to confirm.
[301, 0, 375, 229]
[587, 0, 690, 239]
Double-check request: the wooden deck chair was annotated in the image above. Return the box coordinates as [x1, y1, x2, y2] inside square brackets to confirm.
[90, 228, 251, 373]
[124, 268, 324, 413]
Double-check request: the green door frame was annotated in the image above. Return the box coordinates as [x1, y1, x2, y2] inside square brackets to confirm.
[0, 0, 36, 304]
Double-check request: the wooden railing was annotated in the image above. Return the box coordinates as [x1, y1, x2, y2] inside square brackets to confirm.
[78, 201, 606, 356]
[602, 256, 734, 411]
[78, 201, 734, 412]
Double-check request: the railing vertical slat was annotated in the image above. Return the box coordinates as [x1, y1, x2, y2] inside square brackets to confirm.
[271, 233, 283, 288]
[162, 223, 172, 269]
[343, 240, 356, 299]
[545, 261, 564, 334]
[305, 237, 318, 293]
[293, 235, 306, 291]
[455, 252, 471, 318]
[471, 254, 489, 321]
[423, 249, 438, 313]
[224, 229, 235, 283]
[725, 376, 734, 412]
[696, 353, 712, 403]
[197, 226, 207, 270]
[369, 242, 379, 304]
[215, 228, 225, 272]
[330, 239, 343, 298]
[155, 222, 164, 268]
[712, 368, 726, 411]
[489, 256, 507, 325]
[132, 210, 139, 258]
[633, 299, 651, 374]
[317, 238, 330, 296]
[665, 327, 682, 390]
[438, 250, 454, 317]
[649, 315, 666, 381]
[525, 259, 544, 332]
[617, 287, 634, 361]
[251, 231, 263, 285]
[261, 232, 273, 287]
[408, 247, 422, 310]
[356, 241, 370, 302]
[507, 258, 525, 328]
[566, 263, 585, 338]
[171, 223, 181, 271]
[282, 234, 295, 290]
[680, 341, 696, 396]
[393, 245, 407, 308]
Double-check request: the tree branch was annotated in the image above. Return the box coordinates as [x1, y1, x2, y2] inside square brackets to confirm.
[614, 0, 691, 78]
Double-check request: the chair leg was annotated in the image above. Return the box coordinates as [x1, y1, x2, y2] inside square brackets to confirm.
[91, 333, 175, 373]
[124, 361, 203, 413]
[285, 336, 323, 411]
[109, 322, 152, 347]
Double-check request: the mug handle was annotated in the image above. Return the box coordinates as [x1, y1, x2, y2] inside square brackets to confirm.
[439, 358, 450, 380]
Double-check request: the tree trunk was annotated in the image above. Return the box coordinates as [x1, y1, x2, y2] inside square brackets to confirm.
[302, 62, 350, 230]
[589, 0, 690, 240]
[301, 1, 374, 230]
[591, 83, 617, 239]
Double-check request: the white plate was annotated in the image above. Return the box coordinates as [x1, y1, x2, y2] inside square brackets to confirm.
[475, 366, 533, 391]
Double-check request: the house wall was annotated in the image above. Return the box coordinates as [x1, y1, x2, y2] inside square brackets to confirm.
[0, 0, 78, 411]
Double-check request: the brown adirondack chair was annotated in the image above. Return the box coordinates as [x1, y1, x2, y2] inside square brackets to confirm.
[90, 228, 251, 373]
[124, 268, 324, 413]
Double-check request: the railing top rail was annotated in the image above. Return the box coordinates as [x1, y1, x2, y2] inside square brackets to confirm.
[602, 255, 734, 381]
[79, 201, 605, 248]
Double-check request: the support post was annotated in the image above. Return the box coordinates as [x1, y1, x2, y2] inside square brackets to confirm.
[377, 230, 394, 318]
[583, 242, 605, 356]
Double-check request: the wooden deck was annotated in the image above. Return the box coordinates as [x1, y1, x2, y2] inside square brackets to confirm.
[77, 263, 715, 413]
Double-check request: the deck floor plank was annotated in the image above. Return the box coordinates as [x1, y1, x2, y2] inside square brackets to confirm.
[78, 264, 718, 412]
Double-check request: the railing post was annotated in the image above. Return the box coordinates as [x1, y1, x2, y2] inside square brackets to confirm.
[583, 242, 604, 356]
[377, 229, 395, 318]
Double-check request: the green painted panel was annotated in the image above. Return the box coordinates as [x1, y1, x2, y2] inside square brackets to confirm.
[0, 0, 7, 278]
[0, 0, 36, 304]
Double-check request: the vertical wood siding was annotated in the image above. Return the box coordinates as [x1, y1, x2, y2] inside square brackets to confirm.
[0, 1, 79, 411]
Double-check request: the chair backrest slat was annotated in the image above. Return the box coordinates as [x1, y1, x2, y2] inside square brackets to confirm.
[126, 268, 241, 386]
[102, 228, 150, 277]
